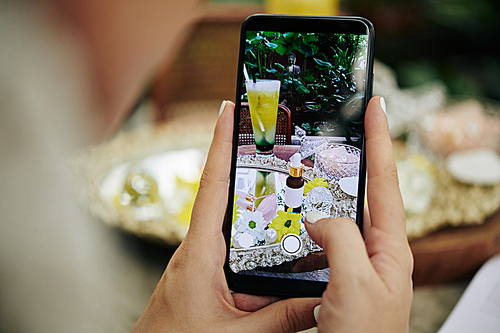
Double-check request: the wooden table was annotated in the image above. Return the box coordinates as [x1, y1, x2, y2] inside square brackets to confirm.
[411, 209, 500, 286]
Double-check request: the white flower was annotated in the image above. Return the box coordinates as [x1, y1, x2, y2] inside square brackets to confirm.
[234, 210, 266, 244]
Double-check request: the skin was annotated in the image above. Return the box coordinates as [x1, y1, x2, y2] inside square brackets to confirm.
[132, 101, 319, 332]
[49, 0, 202, 136]
[132, 97, 413, 332]
[306, 97, 414, 332]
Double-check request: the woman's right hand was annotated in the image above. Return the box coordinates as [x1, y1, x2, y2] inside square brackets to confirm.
[305, 96, 413, 332]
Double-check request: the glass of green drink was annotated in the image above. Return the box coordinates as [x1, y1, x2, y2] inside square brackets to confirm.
[245, 79, 281, 155]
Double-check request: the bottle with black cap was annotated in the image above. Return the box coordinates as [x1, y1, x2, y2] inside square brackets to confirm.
[284, 153, 304, 213]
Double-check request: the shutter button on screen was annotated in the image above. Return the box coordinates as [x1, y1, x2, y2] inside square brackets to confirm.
[281, 234, 303, 255]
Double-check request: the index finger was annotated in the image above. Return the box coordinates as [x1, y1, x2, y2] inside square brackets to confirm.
[189, 101, 234, 239]
[364, 97, 406, 236]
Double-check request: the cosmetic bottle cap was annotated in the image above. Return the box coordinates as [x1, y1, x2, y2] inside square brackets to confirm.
[290, 153, 303, 177]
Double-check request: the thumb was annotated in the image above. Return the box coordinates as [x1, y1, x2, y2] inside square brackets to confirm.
[239, 297, 319, 333]
[304, 211, 372, 281]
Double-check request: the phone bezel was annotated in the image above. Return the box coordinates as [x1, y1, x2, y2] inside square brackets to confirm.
[224, 14, 375, 297]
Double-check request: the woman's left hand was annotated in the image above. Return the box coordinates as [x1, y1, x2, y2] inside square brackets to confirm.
[132, 101, 320, 333]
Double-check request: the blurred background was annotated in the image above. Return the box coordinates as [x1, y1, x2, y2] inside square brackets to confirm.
[97, 0, 500, 331]
[1, 0, 499, 332]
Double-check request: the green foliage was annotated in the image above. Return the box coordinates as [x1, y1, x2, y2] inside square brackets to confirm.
[300, 121, 336, 136]
[307, 34, 367, 115]
[245, 31, 318, 82]
[273, 62, 310, 107]
[244, 31, 368, 117]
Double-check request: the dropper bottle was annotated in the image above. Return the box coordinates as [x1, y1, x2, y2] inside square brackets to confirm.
[284, 153, 304, 213]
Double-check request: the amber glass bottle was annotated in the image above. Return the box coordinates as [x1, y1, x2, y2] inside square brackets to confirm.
[284, 153, 304, 213]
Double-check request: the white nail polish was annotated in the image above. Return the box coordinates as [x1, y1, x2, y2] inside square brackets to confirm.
[305, 211, 327, 224]
[380, 97, 387, 114]
[313, 304, 321, 323]
[219, 100, 227, 116]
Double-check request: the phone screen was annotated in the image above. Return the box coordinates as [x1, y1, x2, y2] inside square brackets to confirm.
[228, 18, 372, 285]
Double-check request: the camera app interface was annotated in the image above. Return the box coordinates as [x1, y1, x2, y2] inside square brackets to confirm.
[230, 29, 369, 282]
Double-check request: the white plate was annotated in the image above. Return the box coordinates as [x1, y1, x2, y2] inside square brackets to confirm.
[446, 149, 500, 186]
[339, 176, 359, 197]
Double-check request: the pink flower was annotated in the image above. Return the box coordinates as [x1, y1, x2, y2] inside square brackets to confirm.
[256, 193, 278, 225]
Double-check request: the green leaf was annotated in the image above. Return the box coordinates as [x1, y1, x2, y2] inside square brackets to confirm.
[266, 68, 277, 74]
[301, 122, 312, 133]
[274, 37, 291, 55]
[275, 44, 288, 55]
[274, 63, 286, 70]
[300, 70, 315, 82]
[246, 31, 257, 39]
[313, 58, 332, 68]
[296, 85, 310, 94]
[299, 44, 314, 56]
[302, 33, 318, 44]
[253, 35, 264, 42]
[265, 41, 278, 49]
[256, 44, 267, 52]
[262, 31, 275, 38]
[245, 42, 252, 52]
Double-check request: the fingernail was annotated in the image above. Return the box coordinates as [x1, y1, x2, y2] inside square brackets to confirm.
[380, 97, 387, 114]
[313, 304, 321, 323]
[219, 100, 227, 116]
[305, 211, 327, 224]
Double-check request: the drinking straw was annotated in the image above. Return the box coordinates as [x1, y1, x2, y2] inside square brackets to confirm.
[258, 119, 265, 133]
[243, 64, 250, 82]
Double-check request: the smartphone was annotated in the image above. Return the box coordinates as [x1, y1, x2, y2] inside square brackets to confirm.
[224, 14, 374, 297]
